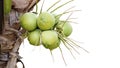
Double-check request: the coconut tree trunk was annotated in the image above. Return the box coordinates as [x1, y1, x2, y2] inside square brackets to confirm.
[0, 0, 40, 68]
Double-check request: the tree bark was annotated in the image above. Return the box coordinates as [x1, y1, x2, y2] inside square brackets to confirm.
[0, 0, 3, 34]
[0, 0, 40, 68]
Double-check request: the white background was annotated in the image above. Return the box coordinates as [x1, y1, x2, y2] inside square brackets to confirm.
[18, 0, 120, 68]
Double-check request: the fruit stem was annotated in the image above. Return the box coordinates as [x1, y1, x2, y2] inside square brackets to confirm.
[59, 46, 67, 66]
[49, 50, 55, 62]
[39, 0, 45, 15]
[59, 34, 76, 59]
[35, 0, 38, 13]
[50, 0, 74, 13]
[47, 0, 61, 12]
[66, 38, 89, 53]
[61, 12, 73, 28]
[56, 10, 81, 18]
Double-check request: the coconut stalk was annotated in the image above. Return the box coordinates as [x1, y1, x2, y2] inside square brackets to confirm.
[0, 0, 40, 68]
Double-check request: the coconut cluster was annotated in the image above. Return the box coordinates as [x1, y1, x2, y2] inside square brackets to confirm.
[20, 12, 73, 50]
[19, 0, 88, 65]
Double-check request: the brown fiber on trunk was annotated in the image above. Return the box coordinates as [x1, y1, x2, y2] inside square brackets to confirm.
[0, 0, 40, 68]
